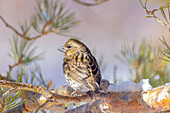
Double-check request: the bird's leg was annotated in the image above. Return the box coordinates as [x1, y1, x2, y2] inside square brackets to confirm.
[86, 91, 94, 99]
[71, 90, 78, 96]
[71, 90, 87, 96]
[94, 90, 100, 94]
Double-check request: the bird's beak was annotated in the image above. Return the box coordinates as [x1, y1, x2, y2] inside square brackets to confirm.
[58, 46, 66, 53]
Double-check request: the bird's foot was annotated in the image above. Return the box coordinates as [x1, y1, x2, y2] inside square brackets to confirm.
[86, 91, 94, 99]
[71, 90, 78, 96]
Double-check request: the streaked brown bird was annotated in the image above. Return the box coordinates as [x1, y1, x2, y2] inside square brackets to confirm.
[58, 38, 101, 95]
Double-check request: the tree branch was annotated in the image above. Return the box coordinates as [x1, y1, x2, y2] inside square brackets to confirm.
[0, 16, 53, 41]
[0, 80, 103, 104]
[0, 80, 169, 112]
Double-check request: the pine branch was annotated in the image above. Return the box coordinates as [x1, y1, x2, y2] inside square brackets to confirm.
[160, 36, 170, 62]
[0, 16, 29, 40]
[145, 9, 170, 30]
[8, 58, 23, 73]
[0, 100, 5, 113]
[0, 74, 47, 112]
[139, 0, 170, 31]
[0, 0, 79, 41]
[118, 38, 170, 87]
[0, 88, 17, 102]
[8, 37, 43, 74]
[0, 16, 51, 41]
[0, 80, 106, 104]
[0, 80, 170, 112]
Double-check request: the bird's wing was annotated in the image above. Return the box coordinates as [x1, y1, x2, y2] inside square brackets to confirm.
[64, 58, 100, 91]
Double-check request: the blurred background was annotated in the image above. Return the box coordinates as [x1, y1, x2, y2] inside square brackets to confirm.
[0, 0, 169, 88]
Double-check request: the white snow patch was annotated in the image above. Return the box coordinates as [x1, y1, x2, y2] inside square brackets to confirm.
[165, 83, 170, 86]
[66, 105, 73, 111]
[157, 90, 166, 102]
[108, 79, 152, 92]
[39, 96, 46, 101]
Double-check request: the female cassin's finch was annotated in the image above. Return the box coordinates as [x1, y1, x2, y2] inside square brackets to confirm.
[58, 38, 102, 95]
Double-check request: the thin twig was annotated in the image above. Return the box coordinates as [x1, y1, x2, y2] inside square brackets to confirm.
[0, 100, 5, 113]
[42, 20, 52, 34]
[113, 65, 117, 84]
[0, 16, 53, 41]
[139, 0, 170, 30]
[145, 9, 170, 30]
[73, 0, 109, 6]
[9, 58, 23, 73]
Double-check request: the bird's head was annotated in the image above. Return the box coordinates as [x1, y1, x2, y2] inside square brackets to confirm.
[58, 38, 85, 56]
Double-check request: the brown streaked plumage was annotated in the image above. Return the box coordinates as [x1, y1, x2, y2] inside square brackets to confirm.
[58, 38, 101, 94]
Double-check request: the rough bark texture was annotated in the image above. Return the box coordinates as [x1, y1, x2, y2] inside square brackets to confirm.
[0, 78, 169, 113]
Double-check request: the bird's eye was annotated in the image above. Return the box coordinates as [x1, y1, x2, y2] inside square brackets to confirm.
[67, 45, 71, 48]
